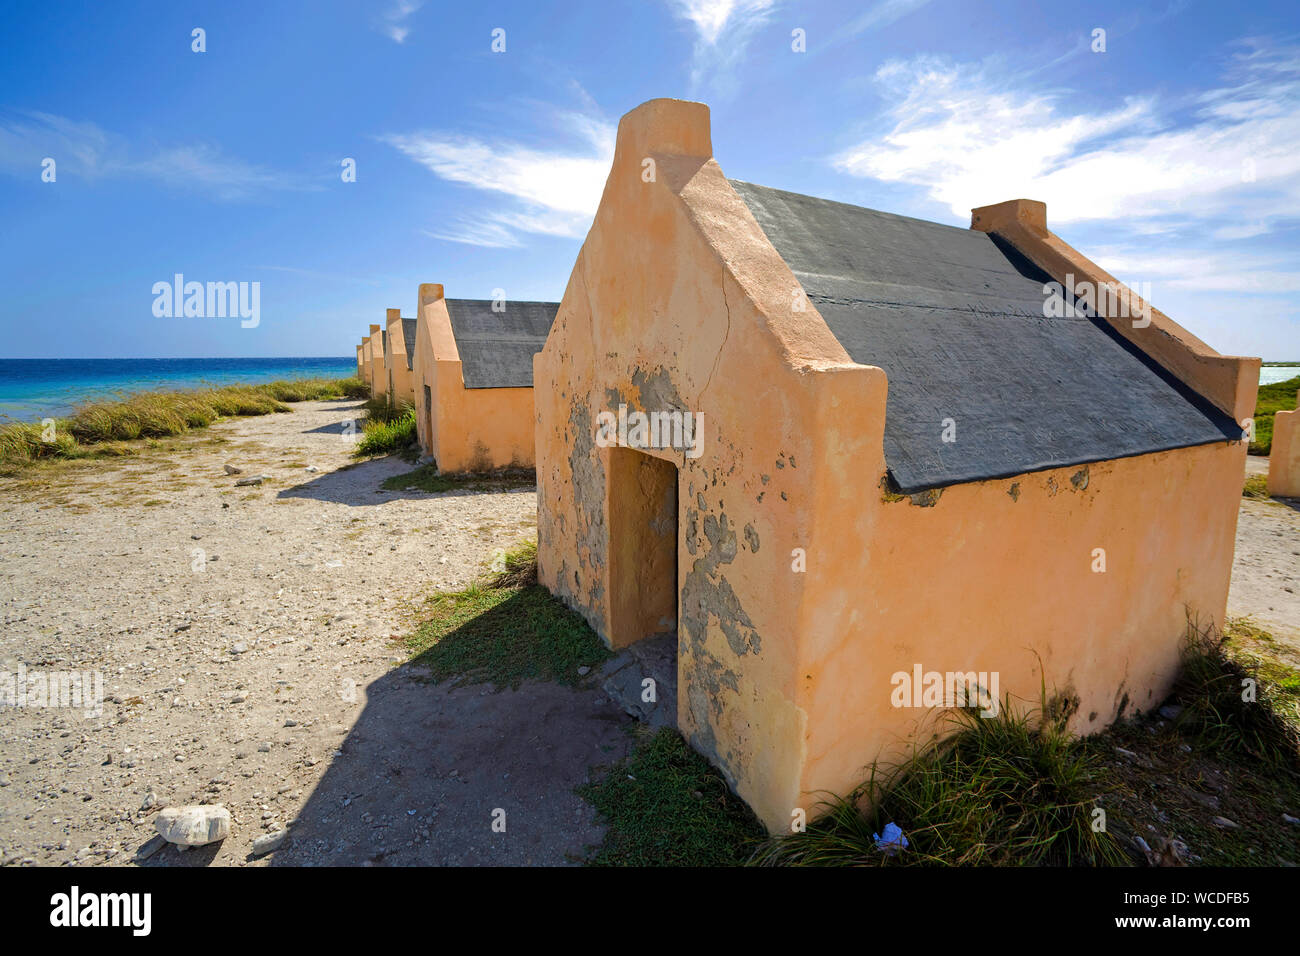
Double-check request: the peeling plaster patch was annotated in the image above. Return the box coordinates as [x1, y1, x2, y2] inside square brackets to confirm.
[703, 512, 738, 562]
[697, 493, 707, 511]
[681, 511, 761, 658]
[685, 508, 699, 556]
[1071, 466, 1090, 491]
[880, 474, 907, 503]
[744, 523, 760, 553]
[761, 474, 770, 485]
[908, 488, 942, 507]
[632, 366, 686, 414]
[683, 647, 742, 789]
[604, 386, 628, 411]
[1046, 476, 1060, 497]
[567, 400, 607, 615]
[1008, 482, 1020, 502]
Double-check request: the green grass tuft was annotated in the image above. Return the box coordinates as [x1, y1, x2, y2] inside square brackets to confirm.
[0, 377, 366, 472]
[751, 698, 1130, 867]
[1242, 473, 1270, 500]
[1171, 618, 1300, 767]
[1251, 374, 1298, 455]
[403, 539, 609, 688]
[353, 406, 417, 457]
[579, 728, 767, 866]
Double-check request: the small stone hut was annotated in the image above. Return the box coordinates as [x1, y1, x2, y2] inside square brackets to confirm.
[533, 98, 1260, 830]
[411, 283, 557, 472]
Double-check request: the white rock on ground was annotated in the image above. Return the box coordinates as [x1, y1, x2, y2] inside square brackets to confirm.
[155, 805, 232, 846]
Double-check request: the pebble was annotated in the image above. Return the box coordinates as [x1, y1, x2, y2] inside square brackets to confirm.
[135, 834, 167, 861]
[250, 829, 288, 857]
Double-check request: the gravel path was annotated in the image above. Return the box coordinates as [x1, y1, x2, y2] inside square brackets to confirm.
[0, 399, 632, 867]
[1229, 456, 1300, 651]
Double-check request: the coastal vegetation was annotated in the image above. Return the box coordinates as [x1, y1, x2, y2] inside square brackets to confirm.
[580, 619, 1300, 866]
[1251, 374, 1299, 455]
[352, 403, 418, 458]
[0, 377, 368, 472]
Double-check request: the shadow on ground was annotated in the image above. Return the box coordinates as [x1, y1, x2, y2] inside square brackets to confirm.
[268, 664, 634, 865]
[275, 456, 536, 507]
[302, 419, 364, 436]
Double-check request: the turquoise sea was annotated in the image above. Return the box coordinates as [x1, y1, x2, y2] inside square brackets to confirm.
[0, 358, 1292, 424]
[0, 358, 356, 423]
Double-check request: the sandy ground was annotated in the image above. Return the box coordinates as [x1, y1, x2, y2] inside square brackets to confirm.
[0, 402, 1295, 867]
[0, 399, 633, 867]
[1229, 456, 1300, 649]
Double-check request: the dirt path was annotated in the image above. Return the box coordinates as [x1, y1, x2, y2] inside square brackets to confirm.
[0, 400, 632, 867]
[1229, 456, 1300, 652]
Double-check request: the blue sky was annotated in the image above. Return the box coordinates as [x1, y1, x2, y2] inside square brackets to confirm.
[1, 0, 1297, 359]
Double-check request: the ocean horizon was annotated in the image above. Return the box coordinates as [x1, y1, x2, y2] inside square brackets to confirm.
[0, 357, 356, 423]
[0, 357, 1295, 425]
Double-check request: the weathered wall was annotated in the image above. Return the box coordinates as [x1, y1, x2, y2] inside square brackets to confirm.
[795, 440, 1246, 814]
[413, 284, 441, 457]
[367, 324, 386, 402]
[361, 337, 373, 391]
[534, 99, 877, 828]
[1268, 395, 1300, 496]
[355, 344, 364, 381]
[384, 307, 416, 408]
[413, 284, 538, 472]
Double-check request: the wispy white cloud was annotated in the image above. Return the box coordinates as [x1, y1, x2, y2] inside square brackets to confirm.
[831, 38, 1300, 357]
[374, 0, 424, 44]
[836, 0, 932, 44]
[0, 110, 306, 199]
[667, 0, 777, 92]
[669, 0, 774, 46]
[832, 40, 1300, 232]
[1088, 246, 1300, 296]
[385, 111, 615, 248]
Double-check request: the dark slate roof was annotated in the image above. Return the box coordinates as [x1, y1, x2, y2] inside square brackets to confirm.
[402, 318, 416, 371]
[731, 180, 1241, 493]
[444, 299, 559, 389]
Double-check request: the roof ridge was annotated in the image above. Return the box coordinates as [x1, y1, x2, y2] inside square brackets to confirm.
[729, 179, 973, 236]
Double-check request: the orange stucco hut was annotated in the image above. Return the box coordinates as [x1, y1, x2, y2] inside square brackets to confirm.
[533, 98, 1260, 832]
[381, 307, 417, 408]
[355, 343, 364, 381]
[411, 283, 557, 473]
[1267, 391, 1299, 497]
[360, 331, 376, 393]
